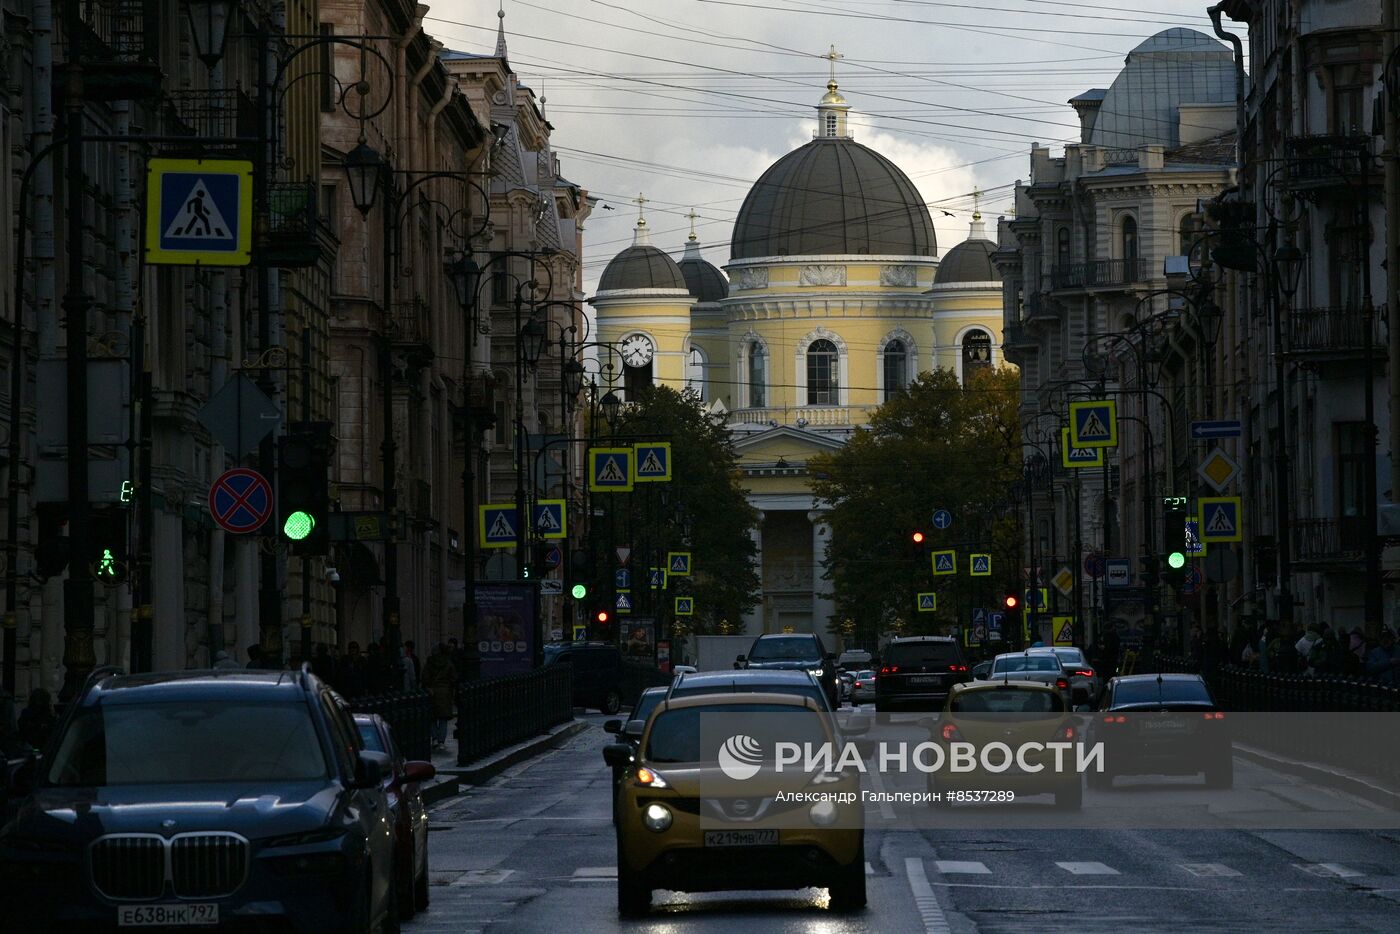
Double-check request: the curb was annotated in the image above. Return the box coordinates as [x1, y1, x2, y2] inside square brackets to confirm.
[424, 719, 590, 805]
[1233, 742, 1400, 810]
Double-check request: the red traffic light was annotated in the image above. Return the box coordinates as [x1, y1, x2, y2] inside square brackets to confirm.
[911, 531, 926, 544]
[1003, 594, 1020, 610]
[595, 609, 610, 624]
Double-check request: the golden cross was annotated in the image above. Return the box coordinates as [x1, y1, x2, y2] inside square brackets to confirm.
[686, 208, 699, 240]
[972, 188, 982, 219]
[633, 192, 648, 225]
[824, 45, 843, 85]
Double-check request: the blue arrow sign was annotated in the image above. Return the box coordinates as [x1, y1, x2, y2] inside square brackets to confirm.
[1190, 419, 1242, 440]
[932, 509, 953, 530]
[615, 568, 631, 590]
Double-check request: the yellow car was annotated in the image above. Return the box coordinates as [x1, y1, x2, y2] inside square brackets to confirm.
[929, 679, 1084, 809]
[604, 691, 866, 916]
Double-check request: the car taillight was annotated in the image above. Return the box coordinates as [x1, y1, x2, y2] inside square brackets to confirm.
[948, 665, 969, 673]
[1202, 711, 1225, 720]
[1102, 714, 1128, 724]
[1074, 670, 1095, 677]
[1055, 678, 1069, 690]
[940, 723, 963, 742]
[1056, 724, 1075, 741]
[880, 665, 899, 676]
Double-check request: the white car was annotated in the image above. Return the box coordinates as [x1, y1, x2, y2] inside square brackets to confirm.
[1024, 646, 1099, 707]
[850, 669, 877, 705]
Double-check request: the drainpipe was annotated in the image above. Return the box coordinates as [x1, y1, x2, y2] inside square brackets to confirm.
[1208, 4, 1247, 168]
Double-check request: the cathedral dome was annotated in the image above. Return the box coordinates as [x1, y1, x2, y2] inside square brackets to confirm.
[731, 138, 937, 260]
[934, 215, 1000, 285]
[678, 237, 729, 302]
[598, 221, 689, 292]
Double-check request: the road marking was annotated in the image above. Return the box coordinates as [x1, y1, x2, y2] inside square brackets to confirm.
[905, 858, 952, 933]
[573, 866, 618, 881]
[866, 862, 875, 875]
[450, 869, 515, 886]
[865, 760, 898, 820]
[934, 860, 991, 874]
[1295, 863, 1364, 878]
[1180, 863, 1243, 878]
[1056, 861, 1120, 875]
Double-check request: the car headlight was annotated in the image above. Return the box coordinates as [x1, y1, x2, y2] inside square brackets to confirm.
[263, 828, 348, 849]
[812, 667, 824, 679]
[809, 801, 838, 826]
[643, 803, 673, 832]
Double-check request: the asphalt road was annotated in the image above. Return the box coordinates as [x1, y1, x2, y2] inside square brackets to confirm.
[405, 712, 1400, 933]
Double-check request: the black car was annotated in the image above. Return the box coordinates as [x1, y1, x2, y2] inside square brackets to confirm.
[736, 633, 839, 708]
[543, 641, 624, 713]
[0, 667, 398, 933]
[875, 635, 971, 711]
[1089, 673, 1233, 789]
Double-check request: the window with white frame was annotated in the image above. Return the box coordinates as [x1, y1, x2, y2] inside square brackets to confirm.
[748, 341, 766, 407]
[882, 339, 909, 401]
[807, 339, 839, 405]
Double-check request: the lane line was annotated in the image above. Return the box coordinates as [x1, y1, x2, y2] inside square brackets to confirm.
[867, 761, 898, 821]
[905, 857, 952, 934]
[934, 860, 992, 874]
[1056, 861, 1120, 875]
[1180, 863, 1243, 878]
[1295, 863, 1364, 878]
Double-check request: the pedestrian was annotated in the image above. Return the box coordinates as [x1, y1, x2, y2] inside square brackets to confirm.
[246, 644, 264, 669]
[17, 688, 57, 751]
[213, 650, 240, 670]
[339, 641, 367, 697]
[1366, 629, 1400, 686]
[1188, 623, 1203, 667]
[1256, 622, 1273, 674]
[1343, 628, 1367, 677]
[421, 643, 458, 751]
[1295, 623, 1320, 669]
[311, 643, 336, 683]
[365, 641, 389, 694]
[398, 645, 418, 690]
[404, 640, 422, 684]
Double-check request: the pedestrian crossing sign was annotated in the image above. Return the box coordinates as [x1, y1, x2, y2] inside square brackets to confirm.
[1069, 399, 1118, 448]
[616, 592, 633, 614]
[917, 592, 937, 612]
[633, 443, 672, 482]
[572, 624, 588, 641]
[675, 596, 694, 616]
[1053, 616, 1075, 646]
[145, 158, 254, 266]
[589, 447, 635, 492]
[478, 504, 518, 549]
[1199, 496, 1242, 543]
[932, 550, 956, 575]
[1061, 427, 1106, 468]
[533, 500, 567, 539]
[668, 552, 692, 576]
[649, 567, 667, 590]
[1185, 517, 1207, 557]
[970, 554, 991, 577]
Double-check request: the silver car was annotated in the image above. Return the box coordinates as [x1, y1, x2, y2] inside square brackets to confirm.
[988, 652, 1073, 706]
[850, 669, 877, 704]
[1024, 646, 1100, 707]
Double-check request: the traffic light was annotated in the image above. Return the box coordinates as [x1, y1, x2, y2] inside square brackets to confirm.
[90, 509, 130, 585]
[1162, 499, 1188, 587]
[278, 423, 332, 555]
[909, 529, 927, 559]
[592, 606, 613, 641]
[1000, 591, 1024, 645]
[33, 504, 128, 582]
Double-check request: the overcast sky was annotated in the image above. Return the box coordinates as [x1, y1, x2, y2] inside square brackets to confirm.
[423, 0, 1242, 296]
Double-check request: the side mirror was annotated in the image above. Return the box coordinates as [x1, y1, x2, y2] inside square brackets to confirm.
[402, 760, 436, 784]
[353, 750, 391, 789]
[603, 719, 623, 734]
[602, 743, 633, 769]
[734, 655, 746, 667]
[623, 721, 645, 741]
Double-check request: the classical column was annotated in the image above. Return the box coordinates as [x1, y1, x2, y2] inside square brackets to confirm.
[742, 510, 765, 635]
[808, 510, 834, 636]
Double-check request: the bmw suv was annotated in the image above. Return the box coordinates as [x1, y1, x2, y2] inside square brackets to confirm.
[875, 635, 971, 711]
[0, 667, 398, 933]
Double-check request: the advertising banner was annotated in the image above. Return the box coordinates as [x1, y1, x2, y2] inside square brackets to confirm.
[474, 583, 537, 676]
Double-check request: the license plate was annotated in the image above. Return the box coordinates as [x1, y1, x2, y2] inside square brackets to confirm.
[908, 675, 942, 685]
[1141, 718, 1187, 732]
[118, 904, 219, 927]
[703, 829, 778, 847]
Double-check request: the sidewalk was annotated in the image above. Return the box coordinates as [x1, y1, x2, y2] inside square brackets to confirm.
[419, 717, 590, 805]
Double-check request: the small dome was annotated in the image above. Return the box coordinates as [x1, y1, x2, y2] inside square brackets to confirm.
[731, 138, 936, 259]
[678, 239, 729, 302]
[935, 238, 1000, 285]
[598, 242, 688, 292]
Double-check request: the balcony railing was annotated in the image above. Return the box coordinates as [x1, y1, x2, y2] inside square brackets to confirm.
[1286, 306, 1387, 360]
[733, 405, 876, 428]
[1023, 293, 1060, 323]
[76, 0, 162, 100]
[1283, 135, 1377, 190]
[1293, 516, 1367, 565]
[390, 299, 432, 352]
[164, 90, 259, 150]
[1050, 258, 1148, 290]
[260, 183, 321, 268]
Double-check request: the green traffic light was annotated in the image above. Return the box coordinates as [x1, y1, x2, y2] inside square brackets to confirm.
[571, 583, 588, 599]
[1167, 551, 1186, 569]
[283, 511, 315, 541]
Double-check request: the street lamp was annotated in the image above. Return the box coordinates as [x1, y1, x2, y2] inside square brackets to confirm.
[184, 0, 234, 69]
[344, 140, 383, 217]
[520, 315, 548, 367]
[1273, 243, 1305, 300]
[447, 251, 481, 309]
[600, 390, 622, 430]
[564, 359, 585, 400]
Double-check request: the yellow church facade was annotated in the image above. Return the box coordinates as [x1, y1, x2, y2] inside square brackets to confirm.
[591, 72, 1009, 643]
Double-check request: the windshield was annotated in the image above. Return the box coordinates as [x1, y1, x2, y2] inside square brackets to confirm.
[1052, 649, 1086, 667]
[747, 636, 821, 662]
[885, 641, 960, 667]
[643, 703, 829, 764]
[631, 690, 666, 724]
[1112, 679, 1213, 706]
[951, 689, 1064, 714]
[857, 670, 875, 680]
[47, 701, 328, 786]
[992, 656, 1061, 673]
[356, 721, 386, 753]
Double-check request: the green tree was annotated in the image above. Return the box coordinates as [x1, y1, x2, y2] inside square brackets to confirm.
[601, 387, 761, 634]
[809, 368, 1022, 647]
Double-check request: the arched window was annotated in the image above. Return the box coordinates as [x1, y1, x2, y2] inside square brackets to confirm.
[961, 330, 992, 384]
[807, 339, 839, 405]
[882, 339, 909, 401]
[1121, 215, 1138, 261]
[748, 342, 766, 408]
[1178, 214, 1196, 255]
[685, 347, 707, 402]
[825, 113, 837, 136]
[1056, 228, 1070, 269]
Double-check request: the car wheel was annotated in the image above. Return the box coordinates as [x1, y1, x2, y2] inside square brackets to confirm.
[601, 690, 622, 715]
[1056, 779, 1083, 811]
[1205, 756, 1234, 789]
[616, 848, 651, 917]
[415, 848, 430, 913]
[828, 839, 867, 912]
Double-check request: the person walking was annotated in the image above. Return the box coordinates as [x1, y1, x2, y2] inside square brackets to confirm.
[1366, 629, 1399, 686]
[339, 642, 368, 697]
[17, 689, 57, 751]
[213, 650, 240, 670]
[245, 644, 265, 669]
[421, 644, 458, 751]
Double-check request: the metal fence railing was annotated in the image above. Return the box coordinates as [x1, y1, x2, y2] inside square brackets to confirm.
[455, 666, 574, 766]
[349, 689, 434, 762]
[1154, 655, 1400, 713]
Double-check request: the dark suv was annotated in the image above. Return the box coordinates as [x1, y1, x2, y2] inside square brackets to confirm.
[0, 668, 397, 933]
[875, 636, 971, 711]
[543, 641, 624, 713]
[736, 633, 839, 709]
